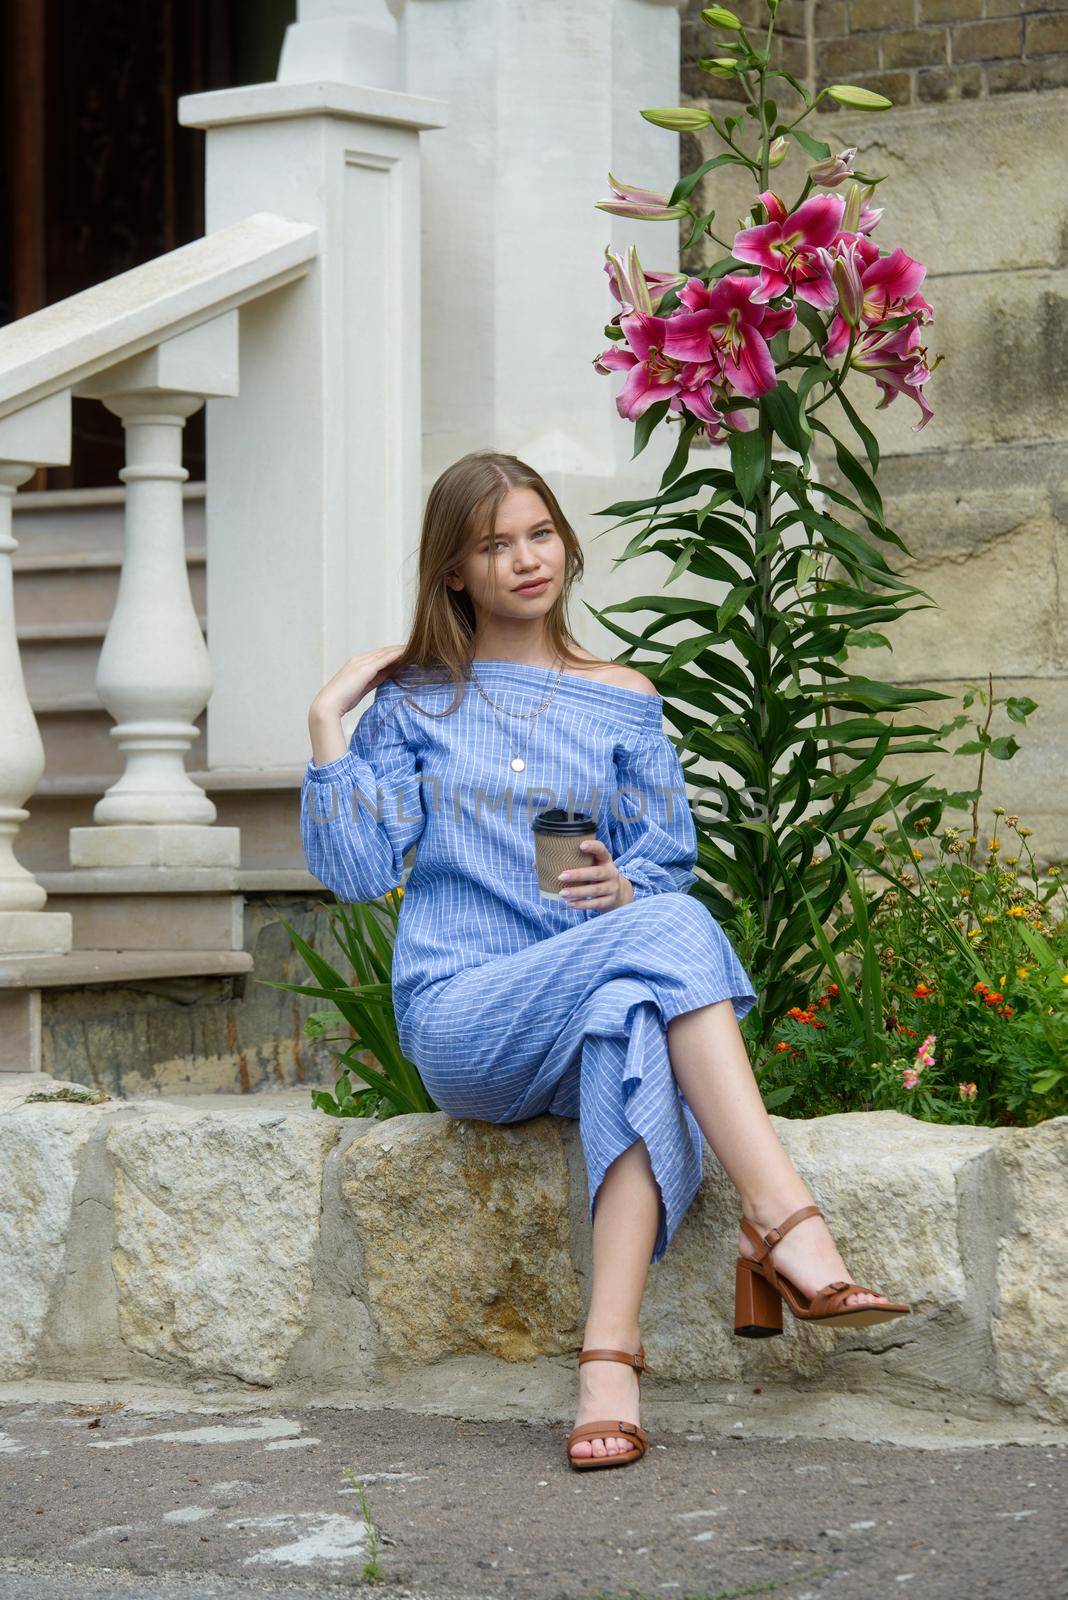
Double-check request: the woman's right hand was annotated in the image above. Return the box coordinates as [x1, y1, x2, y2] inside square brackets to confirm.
[308, 646, 408, 766]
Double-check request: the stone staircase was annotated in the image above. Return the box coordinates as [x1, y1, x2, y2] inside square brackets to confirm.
[4, 484, 329, 1089]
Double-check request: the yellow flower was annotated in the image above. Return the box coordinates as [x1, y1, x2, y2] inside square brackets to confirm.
[967, 929, 983, 939]
[1005, 905, 1025, 918]
[982, 913, 997, 923]
[1062, 973, 1068, 985]
[1016, 967, 1030, 981]
[911, 848, 923, 861]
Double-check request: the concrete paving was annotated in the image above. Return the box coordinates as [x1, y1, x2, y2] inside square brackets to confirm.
[1, 1387, 1065, 1600]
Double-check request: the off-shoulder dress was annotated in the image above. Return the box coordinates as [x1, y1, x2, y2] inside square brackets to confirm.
[300, 658, 757, 1264]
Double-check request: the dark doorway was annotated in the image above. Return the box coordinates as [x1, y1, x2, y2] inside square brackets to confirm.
[0, 0, 296, 489]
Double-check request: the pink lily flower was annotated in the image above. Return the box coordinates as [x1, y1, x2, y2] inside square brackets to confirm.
[603, 244, 687, 319]
[596, 309, 724, 420]
[676, 275, 784, 398]
[850, 319, 938, 430]
[824, 245, 933, 359]
[808, 146, 857, 188]
[732, 193, 846, 307]
[596, 171, 690, 221]
[902, 1067, 921, 1090]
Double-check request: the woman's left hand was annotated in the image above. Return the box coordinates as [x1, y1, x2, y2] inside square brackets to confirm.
[557, 838, 635, 911]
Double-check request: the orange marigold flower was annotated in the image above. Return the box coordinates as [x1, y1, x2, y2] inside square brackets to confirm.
[913, 982, 933, 999]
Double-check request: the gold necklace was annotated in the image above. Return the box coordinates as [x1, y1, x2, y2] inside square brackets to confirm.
[468, 657, 564, 773]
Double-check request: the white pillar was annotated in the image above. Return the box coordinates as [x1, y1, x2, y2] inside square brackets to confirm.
[0, 392, 73, 954]
[69, 318, 241, 868]
[177, 70, 447, 772]
[404, 0, 687, 484]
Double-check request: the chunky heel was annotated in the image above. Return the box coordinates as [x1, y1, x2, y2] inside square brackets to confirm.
[734, 1257, 784, 1338]
[735, 1203, 913, 1330]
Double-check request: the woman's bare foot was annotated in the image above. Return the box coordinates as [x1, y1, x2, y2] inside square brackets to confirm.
[569, 1348, 641, 1463]
[738, 1205, 895, 1309]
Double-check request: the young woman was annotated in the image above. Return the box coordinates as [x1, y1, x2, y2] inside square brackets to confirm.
[302, 450, 911, 1473]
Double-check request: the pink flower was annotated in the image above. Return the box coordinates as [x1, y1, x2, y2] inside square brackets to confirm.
[902, 1067, 921, 1090]
[676, 274, 785, 399]
[808, 147, 857, 188]
[851, 318, 938, 430]
[824, 244, 932, 359]
[596, 172, 689, 222]
[915, 1033, 937, 1069]
[958, 1081, 978, 1101]
[732, 193, 846, 308]
[603, 244, 686, 318]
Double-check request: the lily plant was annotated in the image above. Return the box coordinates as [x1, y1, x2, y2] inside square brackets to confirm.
[586, 0, 954, 1039]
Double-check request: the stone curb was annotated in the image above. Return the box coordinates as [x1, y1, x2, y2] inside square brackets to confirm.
[1, 1075, 1064, 1428]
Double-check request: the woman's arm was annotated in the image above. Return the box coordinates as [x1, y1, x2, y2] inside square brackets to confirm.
[606, 723, 699, 898]
[301, 689, 425, 902]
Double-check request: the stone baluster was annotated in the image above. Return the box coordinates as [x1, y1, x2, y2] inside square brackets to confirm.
[70, 316, 240, 871]
[0, 392, 73, 954]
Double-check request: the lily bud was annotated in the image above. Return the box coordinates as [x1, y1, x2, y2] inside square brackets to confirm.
[825, 83, 893, 110]
[832, 249, 864, 327]
[641, 106, 714, 132]
[807, 146, 856, 187]
[841, 180, 863, 235]
[767, 136, 789, 168]
[701, 4, 742, 27]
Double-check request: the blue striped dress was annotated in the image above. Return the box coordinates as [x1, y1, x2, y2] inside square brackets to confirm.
[301, 659, 758, 1264]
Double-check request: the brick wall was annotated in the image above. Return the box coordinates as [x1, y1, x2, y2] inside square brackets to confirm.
[682, 0, 1068, 107]
[817, 0, 1068, 105]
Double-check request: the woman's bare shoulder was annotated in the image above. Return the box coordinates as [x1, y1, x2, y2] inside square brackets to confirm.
[568, 652, 658, 696]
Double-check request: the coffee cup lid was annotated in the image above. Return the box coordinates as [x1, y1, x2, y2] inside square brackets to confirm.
[532, 808, 596, 836]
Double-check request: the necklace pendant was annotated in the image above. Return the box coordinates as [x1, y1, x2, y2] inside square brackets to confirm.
[510, 756, 526, 772]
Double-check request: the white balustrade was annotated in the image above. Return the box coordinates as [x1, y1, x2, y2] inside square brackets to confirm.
[0, 391, 73, 953]
[68, 316, 241, 868]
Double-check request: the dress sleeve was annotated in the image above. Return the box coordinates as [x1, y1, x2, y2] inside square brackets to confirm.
[607, 721, 698, 899]
[300, 689, 424, 903]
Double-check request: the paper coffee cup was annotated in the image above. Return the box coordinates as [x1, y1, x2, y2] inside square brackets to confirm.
[532, 808, 598, 900]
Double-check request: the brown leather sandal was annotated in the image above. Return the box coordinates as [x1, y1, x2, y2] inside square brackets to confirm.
[734, 1203, 912, 1337]
[566, 1345, 649, 1471]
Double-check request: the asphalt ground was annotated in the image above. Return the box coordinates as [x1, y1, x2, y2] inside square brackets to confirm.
[2, 1397, 1066, 1600]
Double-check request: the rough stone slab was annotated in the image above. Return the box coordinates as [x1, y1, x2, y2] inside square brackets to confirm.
[340, 1111, 583, 1363]
[106, 1103, 339, 1384]
[992, 1113, 1068, 1423]
[0, 1090, 110, 1376]
[632, 1110, 1005, 1397]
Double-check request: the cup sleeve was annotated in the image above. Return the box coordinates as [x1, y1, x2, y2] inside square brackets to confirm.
[301, 689, 424, 903]
[607, 723, 698, 899]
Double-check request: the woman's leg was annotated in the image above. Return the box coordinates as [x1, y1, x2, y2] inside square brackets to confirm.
[667, 999, 896, 1309]
[568, 1136, 659, 1463]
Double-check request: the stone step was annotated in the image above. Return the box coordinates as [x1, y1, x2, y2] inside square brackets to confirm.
[1, 1080, 1063, 1436]
[22, 773, 309, 875]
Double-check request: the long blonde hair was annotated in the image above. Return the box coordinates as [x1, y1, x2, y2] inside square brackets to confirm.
[386, 450, 611, 715]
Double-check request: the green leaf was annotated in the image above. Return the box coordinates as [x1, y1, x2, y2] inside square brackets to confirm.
[793, 301, 828, 345]
[836, 386, 880, 474]
[632, 399, 670, 459]
[670, 152, 744, 205]
[716, 583, 753, 632]
[763, 1084, 795, 1108]
[762, 382, 812, 456]
[661, 418, 700, 487]
[791, 128, 832, 161]
[728, 426, 766, 505]
[1005, 696, 1038, 723]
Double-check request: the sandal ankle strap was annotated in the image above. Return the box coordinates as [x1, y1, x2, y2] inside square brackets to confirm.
[578, 1345, 649, 1375]
[739, 1203, 823, 1263]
